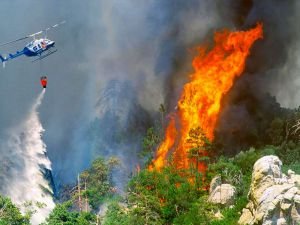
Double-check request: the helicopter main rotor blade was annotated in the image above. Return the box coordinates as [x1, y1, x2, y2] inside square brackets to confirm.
[0, 21, 66, 47]
[0, 36, 30, 47]
[30, 21, 66, 37]
[44, 21, 66, 33]
[29, 31, 43, 38]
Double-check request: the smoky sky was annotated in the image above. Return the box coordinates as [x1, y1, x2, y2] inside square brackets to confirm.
[0, 0, 299, 191]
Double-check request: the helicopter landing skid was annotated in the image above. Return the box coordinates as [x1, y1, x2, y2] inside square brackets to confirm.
[32, 49, 58, 62]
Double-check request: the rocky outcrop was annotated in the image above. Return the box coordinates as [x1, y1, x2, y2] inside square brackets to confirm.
[239, 155, 300, 225]
[208, 175, 236, 206]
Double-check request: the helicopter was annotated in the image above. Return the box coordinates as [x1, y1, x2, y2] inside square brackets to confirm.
[0, 21, 65, 67]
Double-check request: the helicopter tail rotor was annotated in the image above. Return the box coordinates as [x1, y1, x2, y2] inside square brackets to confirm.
[0, 54, 7, 68]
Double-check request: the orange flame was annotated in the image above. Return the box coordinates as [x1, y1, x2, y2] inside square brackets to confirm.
[152, 24, 263, 170]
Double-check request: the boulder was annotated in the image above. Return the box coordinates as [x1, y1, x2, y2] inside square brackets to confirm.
[238, 155, 300, 225]
[209, 176, 222, 194]
[208, 176, 236, 206]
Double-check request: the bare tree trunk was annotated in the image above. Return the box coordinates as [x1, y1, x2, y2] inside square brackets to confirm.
[96, 214, 99, 225]
[77, 174, 82, 212]
[84, 181, 88, 212]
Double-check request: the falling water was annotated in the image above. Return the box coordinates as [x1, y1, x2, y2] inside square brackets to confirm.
[1, 89, 55, 224]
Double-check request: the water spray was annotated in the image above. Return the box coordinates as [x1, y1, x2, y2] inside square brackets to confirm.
[0, 88, 55, 225]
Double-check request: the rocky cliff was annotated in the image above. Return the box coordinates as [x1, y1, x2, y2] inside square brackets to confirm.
[239, 155, 300, 225]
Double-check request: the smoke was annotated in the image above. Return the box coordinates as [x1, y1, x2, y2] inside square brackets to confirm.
[39, 0, 227, 188]
[0, 89, 55, 225]
[212, 0, 300, 153]
[262, 1, 300, 108]
[0, 0, 299, 198]
[51, 0, 300, 188]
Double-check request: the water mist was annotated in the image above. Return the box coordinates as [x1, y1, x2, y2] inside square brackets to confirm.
[0, 89, 55, 225]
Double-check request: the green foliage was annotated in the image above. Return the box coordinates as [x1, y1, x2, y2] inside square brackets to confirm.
[186, 127, 213, 190]
[266, 117, 285, 146]
[21, 201, 41, 220]
[187, 127, 213, 164]
[209, 146, 277, 194]
[207, 146, 281, 224]
[268, 110, 300, 166]
[210, 196, 248, 225]
[276, 143, 300, 165]
[104, 129, 283, 225]
[104, 162, 212, 225]
[103, 190, 164, 225]
[42, 201, 96, 225]
[48, 107, 300, 224]
[173, 196, 217, 225]
[208, 157, 243, 194]
[140, 127, 161, 164]
[79, 157, 120, 210]
[282, 162, 300, 174]
[102, 202, 129, 225]
[272, 107, 300, 148]
[0, 195, 30, 225]
[234, 146, 276, 174]
[234, 148, 260, 174]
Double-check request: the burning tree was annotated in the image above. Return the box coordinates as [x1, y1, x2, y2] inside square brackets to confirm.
[187, 127, 211, 170]
[152, 23, 263, 172]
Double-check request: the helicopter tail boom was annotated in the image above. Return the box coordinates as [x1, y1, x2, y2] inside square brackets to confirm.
[8, 50, 25, 59]
[0, 50, 25, 68]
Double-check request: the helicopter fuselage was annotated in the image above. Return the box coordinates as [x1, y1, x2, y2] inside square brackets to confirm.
[24, 38, 55, 57]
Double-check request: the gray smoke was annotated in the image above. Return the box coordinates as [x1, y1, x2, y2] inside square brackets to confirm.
[263, 1, 300, 108]
[240, 0, 300, 108]
[212, 0, 300, 154]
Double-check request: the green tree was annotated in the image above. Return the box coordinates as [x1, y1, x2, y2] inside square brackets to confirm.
[42, 202, 96, 225]
[186, 127, 212, 189]
[0, 195, 30, 225]
[187, 127, 212, 168]
[173, 196, 217, 225]
[102, 202, 129, 225]
[266, 117, 285, 146]
[105, 163, 209, 224]
[279, 107, 300, 147]
[140, 127, 161, 164]
[79, 157, 120, 210]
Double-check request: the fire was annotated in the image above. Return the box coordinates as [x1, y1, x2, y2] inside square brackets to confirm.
[152, 24, 263, 170]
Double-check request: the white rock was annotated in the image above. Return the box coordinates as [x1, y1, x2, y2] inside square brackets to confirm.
[209, 183, 236, 206]
[291, 204, 300, 221]
[239, 155, 300, 225]
[276, 218, 287, 225]
[294, 194, 300, 204]
[288, 169, 295, 177]
[283, 186, 298, 201]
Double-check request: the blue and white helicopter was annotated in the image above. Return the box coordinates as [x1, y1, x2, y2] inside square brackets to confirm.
[0, 21, 65, 67]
